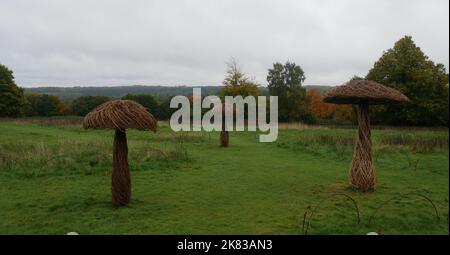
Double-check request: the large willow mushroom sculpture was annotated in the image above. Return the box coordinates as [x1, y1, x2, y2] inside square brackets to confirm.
[323, 80, 409, 191]
[83, 100, 157, 206]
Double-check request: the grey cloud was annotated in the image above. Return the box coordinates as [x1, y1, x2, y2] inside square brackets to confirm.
[0, 0, 448, 87]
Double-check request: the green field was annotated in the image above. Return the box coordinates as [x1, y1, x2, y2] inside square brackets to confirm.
[0, 119, 448, 234]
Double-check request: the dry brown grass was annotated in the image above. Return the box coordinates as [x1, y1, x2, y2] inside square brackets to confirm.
[278, 122, 327, 130]
[2, 117, 83, 126]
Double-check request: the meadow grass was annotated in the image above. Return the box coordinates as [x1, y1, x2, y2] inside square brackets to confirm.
[0, 120, 448, 234]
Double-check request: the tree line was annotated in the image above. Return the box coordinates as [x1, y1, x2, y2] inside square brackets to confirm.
[305, 36, 449, 126]
[26, 85, 226, 101]
[15, 92, 175, 120]
[1, 36, 448, 126]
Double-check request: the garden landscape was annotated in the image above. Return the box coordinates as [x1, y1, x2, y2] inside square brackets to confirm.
[0, 0, 448, 236]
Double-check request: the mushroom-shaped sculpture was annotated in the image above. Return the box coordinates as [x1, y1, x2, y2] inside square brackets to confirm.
[83, 100, 157, 206]
[220, 103, 235, 147]
[323, 80, 409, 191]
[220, 126, 229, 147]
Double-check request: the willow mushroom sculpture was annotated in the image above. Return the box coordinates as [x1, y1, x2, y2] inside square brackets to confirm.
[83, 100, 157, 206]
[220, 103, 235, 147]
[220, 124, 229, 147]
[220, 105, 229, 147]
[323, 80, 409, 191]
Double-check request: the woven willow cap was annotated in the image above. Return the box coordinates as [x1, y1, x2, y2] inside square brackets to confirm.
[83, 100, 157, 131]
[323, 80, 410, 105]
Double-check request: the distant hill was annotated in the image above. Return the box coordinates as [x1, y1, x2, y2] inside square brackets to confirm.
[25, 85, 222, 101]
[25, 85, 333, 101]
[304, 85, 332, 93]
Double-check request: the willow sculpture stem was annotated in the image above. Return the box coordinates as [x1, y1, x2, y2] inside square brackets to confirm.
[220, 110, 229, 147]
[112, 129, 131, 206]
[220, 131, 229, 147]
[349, 102, 376, 191]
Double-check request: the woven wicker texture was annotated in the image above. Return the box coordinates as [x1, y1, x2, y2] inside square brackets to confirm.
[112, 130, 131, 206]
[323, 80, 410, 105]
[220, 131, 229, 147]
[83, 99, 157, 131]
[323, 80, 409, 191]
[349, 103, 376, 191]
[83, 99, 157, 206]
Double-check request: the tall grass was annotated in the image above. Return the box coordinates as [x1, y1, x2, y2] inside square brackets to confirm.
[0, 136, 191, 178]
[0, 139, 109, 178]
[276, 130, 448, 160]
[380, 135, 448, 152]
[3, 116, 84, 126]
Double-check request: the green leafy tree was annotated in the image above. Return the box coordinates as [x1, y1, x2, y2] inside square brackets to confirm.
[366, 36, 449, 126]
[157, 98, 175, 120]
[351, 75, 364, 81]
[220, 58, 260, 97]
[0, 64, 27, 117]
[122, 93, 160, 119]
[70, 96, 111, 116]
[25, 93, 67, 116]
[267, 61, 313, 122]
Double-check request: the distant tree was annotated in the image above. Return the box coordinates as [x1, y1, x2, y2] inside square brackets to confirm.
[308, 89, 334, 119]
[366, 36, 449, 126]
[220, 58, 260, 121]
[351, 75, 364, 81]
[220, 58, 260, 97]
[70, 96, 111, 116]
[333, 105, 354, 121]
[25, 85, 224, 101]
[157, 99, 175, 120]
[122, 93, 160, 118]
[267, 61, 312, 122]
[25, 93, 67, 116]
[0, 64, 27, 117]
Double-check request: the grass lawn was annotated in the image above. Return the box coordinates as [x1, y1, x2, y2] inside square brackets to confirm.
[0, 120, 448, 234]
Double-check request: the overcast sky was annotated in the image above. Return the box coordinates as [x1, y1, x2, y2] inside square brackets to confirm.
[0, 0, 448, 88]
